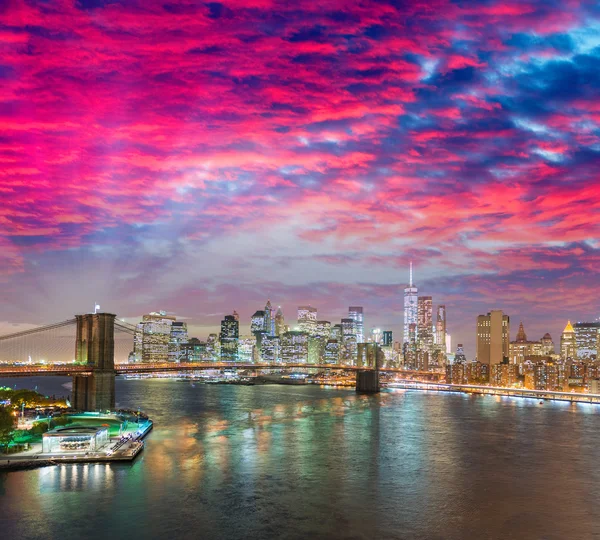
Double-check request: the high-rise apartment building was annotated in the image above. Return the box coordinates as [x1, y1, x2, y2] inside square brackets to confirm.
[403, 262, 418, 344]
[220, 314, 239, 362]
[348, 307, 364, 344]
[476, 310, 510, 366]
[574, 322, 600, 360]
[560, 321, 577, 360]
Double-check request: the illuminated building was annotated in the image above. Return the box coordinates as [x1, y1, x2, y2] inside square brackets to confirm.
[466, 361, 489, 384]
[382, 331, 393, 347]
[134, 311, 177, 363]
[330, 324, 342, 341]
[403, 262, 418, 344]
[490, 362, 519, 387]
[182, 338, 206, 363]
[206, 333, 219, 362]
[341, 318, 358, 364]
[238, 335, 257, 363]
[275, 307, 285, 336]
[445, 334, 452, 355]
[169, 321, 188, 362]
[476, 310, 510, 366]
[532, 360, 567, 391]
[251, 311, 266, 335]
[220, 314, 239, 362]
[348, 307, 364, 344]
[324, 340, 341, 364]
[417, 296, 433, 354]
[560, 321, 577, 360]
[298, 306, 317, 335]
[508, 322, 543, 365]
[315, 320, 332, 340]
[574, 322, 600, 360]
[280, 331, 308, 363]
[308, 337, 322, 364]
[370, 328, 382, 344]
[435, 305, 446, 351]
[540, 333, 555, 355]
[454, 343, 466, 363]
[446, 362, 467, 384]
[357, 343, 384, 368]
[403, 323, 418, 370]
[260, 334, 280, 363]
[264, 300, 275, 336]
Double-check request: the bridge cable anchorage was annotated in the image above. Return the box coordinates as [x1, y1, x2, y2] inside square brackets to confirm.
[0, 319, 77, 341]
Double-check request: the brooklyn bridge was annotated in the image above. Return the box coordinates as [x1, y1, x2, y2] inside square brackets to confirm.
[0, 313, 441, 409]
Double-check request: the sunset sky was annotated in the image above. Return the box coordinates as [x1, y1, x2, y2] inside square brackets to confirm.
[1, 0, 599, 354]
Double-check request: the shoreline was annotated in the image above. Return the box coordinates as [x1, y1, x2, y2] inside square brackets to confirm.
[386, 381, 600, 404]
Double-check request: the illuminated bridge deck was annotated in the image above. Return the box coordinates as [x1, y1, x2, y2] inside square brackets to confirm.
[0, 363, 442, 378]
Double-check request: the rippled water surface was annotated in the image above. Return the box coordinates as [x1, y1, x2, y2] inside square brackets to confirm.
[2, 378, 600, 540]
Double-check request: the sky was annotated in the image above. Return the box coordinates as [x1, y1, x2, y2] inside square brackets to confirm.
[1, 0, 599, 356]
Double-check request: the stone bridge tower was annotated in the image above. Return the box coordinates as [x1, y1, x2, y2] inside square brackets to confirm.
[72, 313, 116, 411]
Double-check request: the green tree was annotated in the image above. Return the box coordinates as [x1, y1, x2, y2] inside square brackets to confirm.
[0, 406, 16, 453]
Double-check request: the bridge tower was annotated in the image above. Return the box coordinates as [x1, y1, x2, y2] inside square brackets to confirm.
[72, 313, 116, 411]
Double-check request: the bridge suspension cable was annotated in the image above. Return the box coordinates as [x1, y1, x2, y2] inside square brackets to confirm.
[0, 319, 77, 341]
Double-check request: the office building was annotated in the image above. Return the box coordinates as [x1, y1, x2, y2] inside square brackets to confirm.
[220, 314, 239, 362]
[298, 306, 317, 336]
[382, 330, 393, 347]
[348, 307, 364, 344]
[476, 310, 510, 366]
[134, 311, 177, 363]
[280, 331, 309, 363]
[560, 321, 577, 360]
[435, 305, 446, 351]
[168, 321, 188, 362]
[275, 307, 285, 336]
[403, 262, 418, 344]
[574, 322, 600, 360]
[341, 318, 358, 364]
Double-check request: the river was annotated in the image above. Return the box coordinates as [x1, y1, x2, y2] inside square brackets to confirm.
[1, 377, 600, 539]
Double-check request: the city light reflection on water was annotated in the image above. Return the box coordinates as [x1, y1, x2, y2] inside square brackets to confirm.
[2, 378, 600, 539]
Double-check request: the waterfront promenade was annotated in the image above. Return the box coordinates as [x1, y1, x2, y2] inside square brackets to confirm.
[388, 380, 600, 404]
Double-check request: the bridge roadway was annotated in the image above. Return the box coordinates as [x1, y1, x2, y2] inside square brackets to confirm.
[0, 363, 442, 379]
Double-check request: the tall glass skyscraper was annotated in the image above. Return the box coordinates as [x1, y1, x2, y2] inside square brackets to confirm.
[403, 262, 418, 344]
[348, 306, 364, 344]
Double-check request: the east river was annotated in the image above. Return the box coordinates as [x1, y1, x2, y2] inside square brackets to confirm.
[2, 377, 600, 539]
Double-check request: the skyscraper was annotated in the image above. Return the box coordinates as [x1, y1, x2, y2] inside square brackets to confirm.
[417, 296, 433, 354]
[168, 321, 188, 362]
[264, 300, 274, 336]
[341, 318, 358, 364]
[275, 306, 285, 336]
[298, 306, 317, 335]
[560, 321, 577, 360]
[220, 314, 239, 362]
[403, 262, 418, 344]
[348, 307, 364, 344]
[134, 311, 177, 363]
[436, 305, 446, 351]
[476, 310, 510, 366]
[382, 330, 393, 347]
[574, 322, 600, 360]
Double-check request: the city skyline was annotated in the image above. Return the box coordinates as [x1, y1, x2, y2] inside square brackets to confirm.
[1, 1, 600, 360]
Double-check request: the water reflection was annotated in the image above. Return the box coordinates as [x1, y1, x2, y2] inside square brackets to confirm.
[2, 382, 600, 539]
